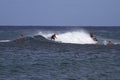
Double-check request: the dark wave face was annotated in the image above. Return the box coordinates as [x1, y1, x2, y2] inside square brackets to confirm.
[0, 26, 120, 80]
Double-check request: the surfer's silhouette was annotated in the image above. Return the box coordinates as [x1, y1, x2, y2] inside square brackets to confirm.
[51, 33, 56, 40]
[18, 34, 24, 40]
[89, 32, 98, 41]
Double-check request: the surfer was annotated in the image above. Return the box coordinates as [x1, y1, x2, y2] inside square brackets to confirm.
[51, 33, 56, 40]
[18, 34, 24, 40]
[89, 32, 98, 41]
[107, 41, 113, 45]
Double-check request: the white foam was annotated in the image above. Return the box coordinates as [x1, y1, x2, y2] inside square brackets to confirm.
[38, 30, 97, 44]
[0, 40, 11, 42]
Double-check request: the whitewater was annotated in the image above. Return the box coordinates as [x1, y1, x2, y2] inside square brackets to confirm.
[38, 30, 97, 44]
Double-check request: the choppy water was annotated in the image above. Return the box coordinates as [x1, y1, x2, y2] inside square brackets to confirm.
[0, 26, 120, 80]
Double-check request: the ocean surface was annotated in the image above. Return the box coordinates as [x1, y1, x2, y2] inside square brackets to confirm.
[0, 26, 120, 80]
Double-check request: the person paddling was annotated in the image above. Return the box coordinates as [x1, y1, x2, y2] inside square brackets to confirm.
[18, 34, 24, 40]
[107, 41, 113, 45]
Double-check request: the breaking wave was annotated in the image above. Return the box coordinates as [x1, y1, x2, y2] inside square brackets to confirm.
[38, 30, 97, 44]
[0, 30, 119, 45]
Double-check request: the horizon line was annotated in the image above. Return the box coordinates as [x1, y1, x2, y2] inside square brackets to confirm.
[0, 25, 120, 27]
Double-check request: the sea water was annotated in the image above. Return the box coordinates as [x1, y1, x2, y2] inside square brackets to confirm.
[0, 26, 120, 80]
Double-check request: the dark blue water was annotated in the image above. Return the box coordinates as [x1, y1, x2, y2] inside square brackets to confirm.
[0, 26, 120, 80]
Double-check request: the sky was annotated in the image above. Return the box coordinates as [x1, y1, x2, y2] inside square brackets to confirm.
[0, 0, 120, 26]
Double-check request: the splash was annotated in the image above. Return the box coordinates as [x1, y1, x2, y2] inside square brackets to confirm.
[38, 30, 97, 44]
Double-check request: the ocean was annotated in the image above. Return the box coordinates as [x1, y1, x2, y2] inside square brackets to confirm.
[0, 26, 120, 80]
